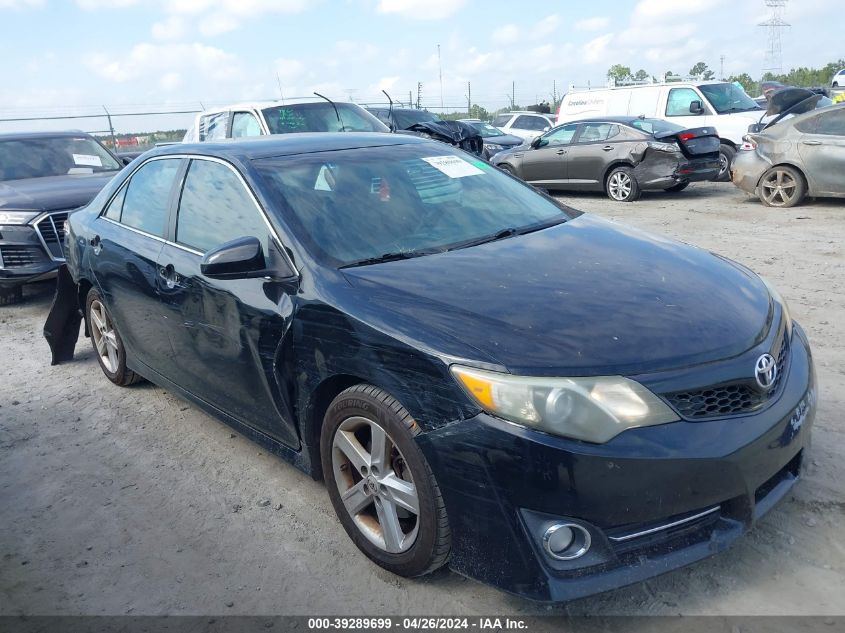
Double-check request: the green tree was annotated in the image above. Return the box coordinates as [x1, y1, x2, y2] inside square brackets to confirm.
[607, 64, 632, 84]
[690, 61, 714, 80]
[728, 73, 757, 95]
[469, 104, 489, 120]
[634, 69, 650, 81]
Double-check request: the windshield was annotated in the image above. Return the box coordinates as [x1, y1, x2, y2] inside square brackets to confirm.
[698, 83, 761, 114]
[254, 143, 571, 267]
[0, 136, 120, 181]
[393, 110, 440, 129]
[262, 103, 389, 134]
[629, 118, 684, 134]
[469, 122, 505, 137]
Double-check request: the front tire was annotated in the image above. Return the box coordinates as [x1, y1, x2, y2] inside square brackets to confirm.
[758, 165, 807, 208]
[321, 384, 450, 577]
[85, 288, 143, 386]
[715, 144, 736, 182]
[606, 166, 641, 202]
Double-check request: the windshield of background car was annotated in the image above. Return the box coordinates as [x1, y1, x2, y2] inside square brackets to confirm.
[0, 136, 121, 181]
[471, 123, 505, 137]
[253, 143, 571, 267]
[699, 83, 761, 113]
[629, 118, 685, 134]
[262, 103, 389, 134]
[393, 110, 440, 129]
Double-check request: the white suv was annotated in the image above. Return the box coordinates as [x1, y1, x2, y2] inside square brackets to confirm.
[832, 69, 845, 88]
[183, 98, 388, 142]
[490, 111, 555, 141]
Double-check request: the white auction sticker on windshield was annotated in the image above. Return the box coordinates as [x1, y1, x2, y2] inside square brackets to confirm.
[73, 154, 102, 167]
[421, 155, 485, 178]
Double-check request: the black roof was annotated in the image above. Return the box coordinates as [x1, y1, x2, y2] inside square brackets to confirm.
[151, 132, 428, 161]
[0, 130, 96, 141]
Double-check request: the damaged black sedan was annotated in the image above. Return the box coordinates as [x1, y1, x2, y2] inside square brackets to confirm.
[493, 117, 720, 201]
[47, 133, 815, 602]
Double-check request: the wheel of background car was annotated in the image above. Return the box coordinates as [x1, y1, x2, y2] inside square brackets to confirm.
[606, 166, 641, 202]
[665, 182, 689, 193]
[715, 144, 736, 182]
[320, 384, 450, 577]
[85, 288, 143, 387]
[0, 286, 23, 306]
[758, 165, 807, 209]
[497, 164, 517, 177]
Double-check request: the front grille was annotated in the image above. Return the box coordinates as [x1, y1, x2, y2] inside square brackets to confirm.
[35, 211, 69, 260]
[664, 334, 791, 420]
[0, 245, 43, 268]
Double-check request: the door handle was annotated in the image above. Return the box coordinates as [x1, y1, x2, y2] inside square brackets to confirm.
[802, 140, 822, 146]
[602, 145, 614, 151]
[556, 149, 567, 155]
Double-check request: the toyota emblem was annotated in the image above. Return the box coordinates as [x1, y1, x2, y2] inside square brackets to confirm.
[755, 354, 777, 390]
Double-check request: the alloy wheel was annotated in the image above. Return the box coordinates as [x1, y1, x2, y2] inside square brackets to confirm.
[718, 153, 729, 179]
[89, 299, 120, 373]
[761, 169, 799, 207]
[332, 416, 420, 554]
[608, 171, 633, 201]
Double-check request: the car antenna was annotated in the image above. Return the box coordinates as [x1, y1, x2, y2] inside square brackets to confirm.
[313, 92, 345, 131]
[382, 89, 396, 132]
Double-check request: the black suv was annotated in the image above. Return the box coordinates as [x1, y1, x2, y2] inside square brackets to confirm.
[0, 131, 123, 304]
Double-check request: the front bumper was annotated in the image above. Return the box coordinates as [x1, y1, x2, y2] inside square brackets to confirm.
[418, 324, 816, 602]
[0, 224, 60, 289]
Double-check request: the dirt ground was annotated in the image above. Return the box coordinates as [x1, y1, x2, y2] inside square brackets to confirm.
[1, 182, 843, 617]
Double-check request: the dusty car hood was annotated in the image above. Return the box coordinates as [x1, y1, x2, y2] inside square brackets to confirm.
[0, 172, 117, 213]
[342, 215, 772, 376]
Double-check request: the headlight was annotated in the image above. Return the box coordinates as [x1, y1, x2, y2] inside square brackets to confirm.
[760, 276, 792, 333]
[451, 366, 678, 443]
[647, 140, 681, 153]
[485, 143, 504, 152]
[0, 210, 40, 225]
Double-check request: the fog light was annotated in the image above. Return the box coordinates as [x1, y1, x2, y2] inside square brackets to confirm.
[543, 523, 591, 560]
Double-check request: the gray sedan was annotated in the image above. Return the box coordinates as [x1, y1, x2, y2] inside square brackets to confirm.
[732, 104, 845, 207]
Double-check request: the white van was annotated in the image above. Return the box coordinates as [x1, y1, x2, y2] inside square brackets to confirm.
[556, 81, 763, 179]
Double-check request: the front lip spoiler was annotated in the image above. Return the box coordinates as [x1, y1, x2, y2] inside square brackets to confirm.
[607, 505, 721, 543]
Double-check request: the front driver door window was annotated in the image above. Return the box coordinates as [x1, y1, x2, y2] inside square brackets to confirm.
[232, 111, 263, 138]
[666, 88, 704, 117]
[157, 158, 298, 446]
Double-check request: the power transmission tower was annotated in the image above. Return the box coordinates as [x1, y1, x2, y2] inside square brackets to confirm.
[759, 0, 789, 76]
[416, 82, 422, 109]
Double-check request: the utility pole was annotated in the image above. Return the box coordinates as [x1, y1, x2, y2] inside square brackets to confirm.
[512, 81, 516, 110]
[553, 80, 557, 105]
[466, 81, 471, 116]
[409, 90, 413, 107]
[416, 82, 422, 109]
[437, 44, 444, 111]
[720, 55, 726, 80]
[102, 106, 117, 150]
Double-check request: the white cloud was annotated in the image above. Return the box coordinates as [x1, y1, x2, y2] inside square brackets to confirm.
[274, 57, 305, 81]
[160, 72, 182, 91]
[151, 15, 185, 40]
[0, 0, 44, 7]
[633, 0, 725, 19]
[492, 24, 520, 45]
[76, 0, 138, 8]
[377, 0, 468, 20]
[199, 11, 238, 36]
[582, 33, 614, 65]
[575, 16, 609, 32]
[87, 42, 239, 83]
[535, 14, 560, 37]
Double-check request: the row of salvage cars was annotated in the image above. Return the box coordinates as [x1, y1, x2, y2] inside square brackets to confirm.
[0, 89, 828, 603]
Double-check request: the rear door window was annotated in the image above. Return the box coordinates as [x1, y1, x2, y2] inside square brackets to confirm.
[814, 109, 845, 136]
[576, 123, 616, 143]
[119, 159, 182, 237]
[514, 115, 549, 131]
[492, 115, 512, 128]
[199, 112, 229, 141]
[176, 159, 270, 254]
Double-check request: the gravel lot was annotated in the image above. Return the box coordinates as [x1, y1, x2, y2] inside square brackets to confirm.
[1, 182, 843, 617]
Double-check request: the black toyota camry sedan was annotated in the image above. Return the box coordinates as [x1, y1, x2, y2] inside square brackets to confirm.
[46, 133, 816, 602]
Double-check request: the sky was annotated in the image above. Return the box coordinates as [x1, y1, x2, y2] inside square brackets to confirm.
[0, 0, 841, 134]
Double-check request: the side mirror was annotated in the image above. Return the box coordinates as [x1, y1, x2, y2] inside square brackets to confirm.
[530, 136, 544, 148]
[747, 123, 764, 133]
[542, 126, 551, 132]
[689, 100, 704, 115]
[120, 156, 133, 166]
[201, 236, 266, 279]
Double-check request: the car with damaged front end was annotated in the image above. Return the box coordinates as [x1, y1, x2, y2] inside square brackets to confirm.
[0, 131, 124, 304]
[493, 117, 720, 201]
[45, 133, 816, 602]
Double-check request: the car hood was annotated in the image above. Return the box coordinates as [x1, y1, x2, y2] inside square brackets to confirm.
[341, 215, 772, 376]
[0, 172, 117, 213]
[484, 134, 523, 146]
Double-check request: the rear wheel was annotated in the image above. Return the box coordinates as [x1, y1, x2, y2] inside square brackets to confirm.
[715, 144, 736, 182]
[85, 288, 143, 386]
[758, 166, 806, 208]
[606, 166, 641, 202]
[321, 384, 450, 577]
[0, 286, 23, 306]
[664, 182, 689, 193]
[497, 163, 517, 177]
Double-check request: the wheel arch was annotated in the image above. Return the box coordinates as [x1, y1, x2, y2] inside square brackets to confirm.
[77, 276, 94, 337]
[603, 160, 637, 187]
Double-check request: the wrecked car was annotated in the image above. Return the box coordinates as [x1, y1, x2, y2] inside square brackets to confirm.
[367, 106, 483, 156]
[492, 117, 720, 201]
[458, 119, 525, 159]
[733, 103, 845, 208]
[45, 133, 815, 602]
[0, 131, 124, 305]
